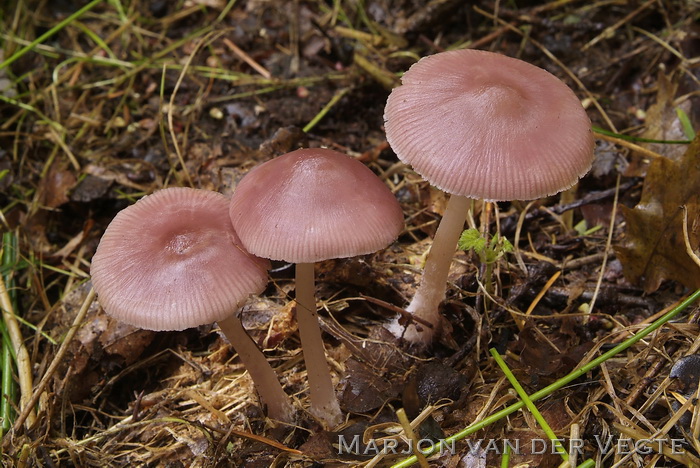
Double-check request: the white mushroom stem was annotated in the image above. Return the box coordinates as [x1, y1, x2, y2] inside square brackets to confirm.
[217, 313, 295, 424]
[295, 262, 343, 428]
[386, 194, 471, 345]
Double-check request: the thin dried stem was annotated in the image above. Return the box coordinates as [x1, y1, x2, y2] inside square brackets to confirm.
[6, 287, 96, 440]
[0, 255, 35, 430]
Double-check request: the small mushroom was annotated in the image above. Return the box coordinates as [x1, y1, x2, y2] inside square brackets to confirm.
[383, 49, 595, 346]
[91, 187, 295, 423]
[229, 147, 404, 427]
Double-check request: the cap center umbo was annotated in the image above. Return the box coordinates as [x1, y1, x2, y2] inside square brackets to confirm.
[166, 231, 199, 255]
[291, 155, 336, 179]
[472, 84, 528, 120]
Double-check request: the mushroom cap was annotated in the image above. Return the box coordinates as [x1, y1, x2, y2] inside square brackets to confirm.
[384, 49, 595, 201]
[229, 148, 404, 263]
[90, 187, 270, 331]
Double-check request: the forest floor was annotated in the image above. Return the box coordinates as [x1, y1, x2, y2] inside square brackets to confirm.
[1, 0, 700, 467]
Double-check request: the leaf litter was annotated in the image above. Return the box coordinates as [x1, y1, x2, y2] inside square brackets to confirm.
[0, 1, 699, 467]
[617, 134, 700, 293]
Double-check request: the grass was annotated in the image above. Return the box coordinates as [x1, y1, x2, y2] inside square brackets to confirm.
[0, 0, 104, 73]
[489, 349, 570, 463]
[1, 232, 19, 438]
[391, 289, 700, 467]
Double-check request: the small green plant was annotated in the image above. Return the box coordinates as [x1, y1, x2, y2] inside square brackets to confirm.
[458, 228, 513, 303]
[458, 228, 513, 264]
[574, 219, 603, 237]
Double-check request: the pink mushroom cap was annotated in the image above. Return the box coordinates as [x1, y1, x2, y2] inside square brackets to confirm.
[384, 49, 595, 201]
[91, 187, 271, 331]
[229, 148, 404, 263]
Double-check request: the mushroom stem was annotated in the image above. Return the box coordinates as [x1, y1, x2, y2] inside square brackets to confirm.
[386, 194, 471, 345]
[295, 262, 343, 428]
[217, 313, 295, 424]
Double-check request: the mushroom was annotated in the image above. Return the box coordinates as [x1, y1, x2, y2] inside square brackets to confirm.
[90, 187, 295, 423]
[383, 49, 595, 346]
[229, 147, 403, 427]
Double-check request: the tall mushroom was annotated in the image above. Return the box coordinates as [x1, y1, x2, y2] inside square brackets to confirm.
[229, 147, 403, 428]
[383, 49, 595, 346]
[91, 187, 295, 423]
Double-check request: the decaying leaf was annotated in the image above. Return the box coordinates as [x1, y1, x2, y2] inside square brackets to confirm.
[338, 359, 398, 413]
[38, 164, 77, 208]
[641, 72, 691, 163]
[616, 135, 700, 292]
[510, 324, 593, 379]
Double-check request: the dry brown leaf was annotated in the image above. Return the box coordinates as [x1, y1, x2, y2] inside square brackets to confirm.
[338, 358, 397, 413]
[642, 72, 690, 163]
[39, 164, 76, 208]
[616, 135, 700, 292]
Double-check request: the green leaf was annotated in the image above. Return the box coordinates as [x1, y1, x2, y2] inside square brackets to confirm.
[458, 228, 486, 254]
[676, 107, 696, 140]
[501, 237, 513, 253]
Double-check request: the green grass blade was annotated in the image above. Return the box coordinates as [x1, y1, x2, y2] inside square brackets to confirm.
[593, 126, 691, 145]
[390, 288, 700, 467]
[676, 107, 696, 140]
[0, 0, 105, 72]
[500, 443, 511, 468]
[489, 348, 568, 461]
[303, 87, 351, 134]
[1, 232, 19, 436]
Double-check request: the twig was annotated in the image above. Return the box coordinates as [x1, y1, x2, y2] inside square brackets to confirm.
[223, 38, 271, 79]
[595, 131, 665, 160]
[360, 294, 434, 329]
[587, 174, 620, 318]
[550, 180, 636, 215]
[396, 408, 430, 468]
[0, 250, 35, 430]
[5, 287, 95, 441]
[682, 205, 700, 269]
[166, 32, 222, 187]
[519, 270, 561, 330]
[582, 0, 656, 52]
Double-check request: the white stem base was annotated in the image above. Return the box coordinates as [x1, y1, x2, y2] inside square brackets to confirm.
[386, 194, 471, 346]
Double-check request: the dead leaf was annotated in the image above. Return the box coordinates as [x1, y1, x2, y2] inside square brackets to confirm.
[616, 135, 700, 292]
[99, 319, 155, 366]
[642, 72, 691, 162]
[258, 126, 306, 158]
[511, 325, 593, 380]
[402, 362, 466, 418]
[240, 297, 296, 348]
[669, 354, 700, 430]
[70, 174, 113, 202]
[338, 358, 397, 413]
[670, 354, 700, 395]
[275, 431, 319, 458]
[39, 164, 76, 208]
